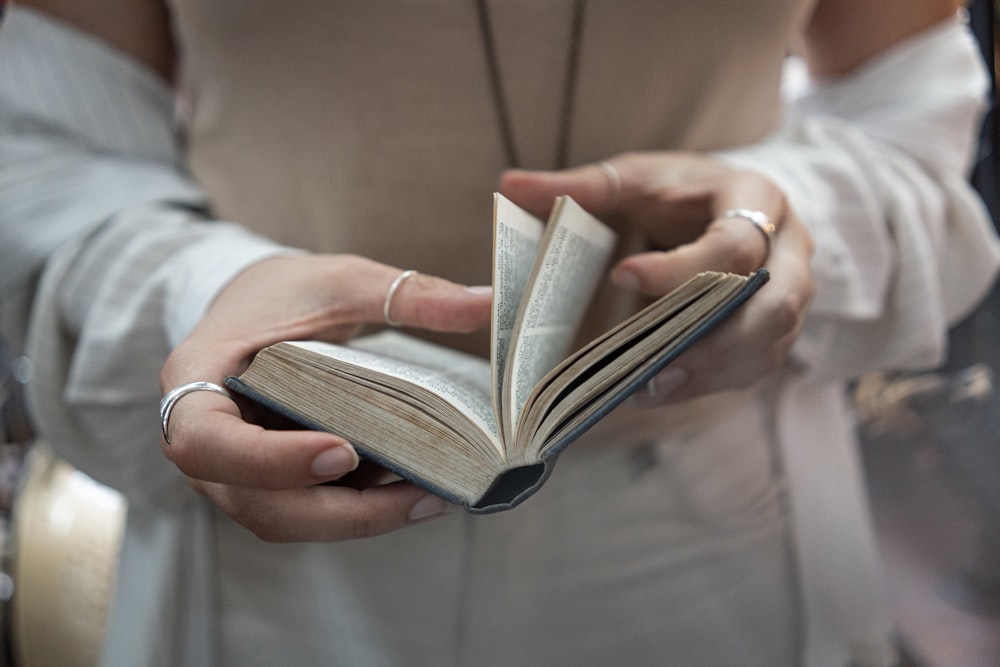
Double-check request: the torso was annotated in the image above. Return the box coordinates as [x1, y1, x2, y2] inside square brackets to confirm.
[165, 5, 813, 664]
[168, 1, 814, 354]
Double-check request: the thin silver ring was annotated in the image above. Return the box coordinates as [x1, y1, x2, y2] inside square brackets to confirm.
[721, 208, 776, 256]
[598, 161, 621, 215]
[160, 381, 232, 445]
[383, 269, 417, 327]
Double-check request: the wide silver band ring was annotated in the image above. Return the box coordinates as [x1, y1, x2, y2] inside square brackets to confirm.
[160, 381, 232, 445]
[721, 208, 776, 256]
[383, 269, 417, 327]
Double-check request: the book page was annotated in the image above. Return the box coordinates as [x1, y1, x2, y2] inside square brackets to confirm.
[502, 196, 617, 441]
[490, 193, 545, 443]
[289, 333, 502, 452]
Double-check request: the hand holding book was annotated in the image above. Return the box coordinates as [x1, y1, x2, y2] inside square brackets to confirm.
[228, 195, 770, 512]
[159, 254, 494, 540]
[499, 152, 815, 404]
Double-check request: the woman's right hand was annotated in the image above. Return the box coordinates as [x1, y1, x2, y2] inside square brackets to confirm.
[159, 254, 492, 542]
[501, 152, 815, 404]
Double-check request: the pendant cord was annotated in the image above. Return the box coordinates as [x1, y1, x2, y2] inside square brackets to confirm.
[475, 0, 519, 168]
[554, 0, 585, 170]
[476, 0, 586, 170]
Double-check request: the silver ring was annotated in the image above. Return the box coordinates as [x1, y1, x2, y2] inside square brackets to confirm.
[598, 161, 621, 215]
[721, 208, 776, 256]
[383, 269, 417, 327]
[160, 381, 232, 445]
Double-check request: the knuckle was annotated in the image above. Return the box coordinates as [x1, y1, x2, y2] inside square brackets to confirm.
[335, 253, 370, 275]
[317, 254, 366, 293]
[236, 501, 286, 543]
[733, 170, 788, 213]
[324, 254, 365, 288]
[758, 293, 807, 374]
[765, 277, 811, 334]
[348, 489, 394, 539]
[762, 179, 787, 212]
[351, 508, 378, 540]
[769, 291, 803, 336]
[201, 484, 277, 542]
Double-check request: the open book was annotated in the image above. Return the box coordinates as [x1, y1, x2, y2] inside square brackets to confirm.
[226, 195, 768, 513]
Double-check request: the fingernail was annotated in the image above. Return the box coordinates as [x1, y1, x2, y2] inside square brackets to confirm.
[464, 285, 493, 296]
[634, 367, 689, 406]
[310, 445, 359, 477]
[611, 269, 640, 291]
[408, 493, 460, 521]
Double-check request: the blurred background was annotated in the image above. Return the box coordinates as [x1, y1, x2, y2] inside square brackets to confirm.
[854, 1, 1000, 664]
[0, 1, 997, 665]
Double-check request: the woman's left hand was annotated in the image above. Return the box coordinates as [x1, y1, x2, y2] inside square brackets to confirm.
[499, 151, 815, 404]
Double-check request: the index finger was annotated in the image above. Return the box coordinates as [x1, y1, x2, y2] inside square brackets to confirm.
[611, 207, 789, 298]
[377, 269, 492, 333]
[617, 162, 797, 290]
[499, 163, 616, 219]
[694, 167, 789, 272]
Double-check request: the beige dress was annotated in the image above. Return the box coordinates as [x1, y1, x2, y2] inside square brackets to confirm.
[170, 2, 803, 665]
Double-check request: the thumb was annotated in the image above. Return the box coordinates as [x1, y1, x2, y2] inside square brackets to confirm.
[610, 247, 707, 298]
[499, 163, 616, 219]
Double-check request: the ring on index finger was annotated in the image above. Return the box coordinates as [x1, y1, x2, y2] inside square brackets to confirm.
[383, 269, 418, 327]
[721, 208, 776, 256]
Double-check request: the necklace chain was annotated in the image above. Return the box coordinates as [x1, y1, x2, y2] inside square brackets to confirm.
[475, 0, 586, 169]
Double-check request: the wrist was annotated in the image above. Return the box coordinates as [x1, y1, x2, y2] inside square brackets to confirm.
[163, 223, 302, 347]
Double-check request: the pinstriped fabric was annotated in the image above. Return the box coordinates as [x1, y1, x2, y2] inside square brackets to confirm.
[0, 10, 287, 665]
[718, 15, 1000, 383]
[0, 8, 177, 160]
[0, 7, 286, 501]
[0, 9, 204, 291]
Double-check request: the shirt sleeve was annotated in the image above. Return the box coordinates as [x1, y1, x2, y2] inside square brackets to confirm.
[0, 8, 293, 504]
[715, 11, 1000, 382]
